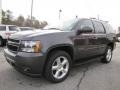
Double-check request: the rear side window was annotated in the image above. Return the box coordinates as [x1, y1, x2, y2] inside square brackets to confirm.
[102, 22, 114, 34]
[93, 21, 105, 34]
[9, 26, 18, 31]
[0, 26, 6, 31]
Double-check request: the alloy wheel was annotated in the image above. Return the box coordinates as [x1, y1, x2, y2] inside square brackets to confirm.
[52, 56, 69, 79]
[106, 48, 112, 62]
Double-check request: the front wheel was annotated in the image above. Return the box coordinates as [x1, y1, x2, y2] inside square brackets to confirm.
[101, 46, 113, 63]
[44, 50, 72, 83]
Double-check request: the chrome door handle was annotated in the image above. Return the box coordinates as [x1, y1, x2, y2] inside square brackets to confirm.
[93, 37, 98, 39]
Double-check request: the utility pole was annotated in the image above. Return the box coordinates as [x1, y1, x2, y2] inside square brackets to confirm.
[0, 0, 2, 24]
[31, 0, 33, 27]
[59, 9, 62, 20]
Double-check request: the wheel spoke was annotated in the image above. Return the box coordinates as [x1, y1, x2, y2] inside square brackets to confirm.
[62, 59, 68, 66]
[52, 66, 58, 70]
[56, 58, 61, 66]
[54, 70, 60, 78]
[62, 69, 67, 74]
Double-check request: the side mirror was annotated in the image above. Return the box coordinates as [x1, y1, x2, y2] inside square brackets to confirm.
[76, 26, 93, 35]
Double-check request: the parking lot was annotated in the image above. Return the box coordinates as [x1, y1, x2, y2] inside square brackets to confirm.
[0, 43, 120, 90]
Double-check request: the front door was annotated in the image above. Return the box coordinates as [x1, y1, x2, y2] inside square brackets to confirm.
[73, 19, 98, 61]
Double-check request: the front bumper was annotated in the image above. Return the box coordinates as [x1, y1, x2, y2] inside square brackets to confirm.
[4, 49, 46, 76]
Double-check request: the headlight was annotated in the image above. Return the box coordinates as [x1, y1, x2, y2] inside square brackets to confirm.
[20, 41, 41, 53]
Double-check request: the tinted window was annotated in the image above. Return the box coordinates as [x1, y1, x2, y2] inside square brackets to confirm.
[9, 26, 18, 31]
[0, 26, 6, 31]
[76, 19, 94, 32]
[93, 21, 105, 34]
[102, 22, 114, 33]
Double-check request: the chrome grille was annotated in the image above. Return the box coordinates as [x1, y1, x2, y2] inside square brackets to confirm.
[7, 39, 20, 52]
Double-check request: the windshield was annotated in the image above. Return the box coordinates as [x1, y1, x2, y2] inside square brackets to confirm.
[20, 27, 33, 31]
[44, 19, 78, 31]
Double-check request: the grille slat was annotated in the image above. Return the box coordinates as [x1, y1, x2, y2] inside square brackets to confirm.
[8, 39, 19, 43]
[7, 39, 20, 52]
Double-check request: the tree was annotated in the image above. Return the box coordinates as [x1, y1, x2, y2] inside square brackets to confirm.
[2, 10, 6, 23]
[33, 20, 40, 28]
[2, 10, 13, 24]
[24, 16, 32, 27]
[117, 27, 120, 37]
[39, 21, 48, 28]
[15, 15, 25, 26]
[2, 9, 48, 29]
[6, 10, 13, 24]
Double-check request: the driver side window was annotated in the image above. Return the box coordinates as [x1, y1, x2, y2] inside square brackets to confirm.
[76, 19, 94, 33]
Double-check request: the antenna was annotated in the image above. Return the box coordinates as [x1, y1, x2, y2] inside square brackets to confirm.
[97, 14, 100, 20]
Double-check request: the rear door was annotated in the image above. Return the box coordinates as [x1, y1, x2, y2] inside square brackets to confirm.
[92, 20, 107, 55]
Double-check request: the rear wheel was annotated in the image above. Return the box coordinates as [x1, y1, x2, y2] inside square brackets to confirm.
[0, 37, 3, 46]
[101, 46, 113, 63]
[44, 50, 72, 83]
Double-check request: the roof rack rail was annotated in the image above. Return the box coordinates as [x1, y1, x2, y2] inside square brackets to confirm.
[90, 17, 108, 23]
[90, 17, 98, 20]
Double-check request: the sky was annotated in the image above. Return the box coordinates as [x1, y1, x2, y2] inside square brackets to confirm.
[2, 0, 120, 29]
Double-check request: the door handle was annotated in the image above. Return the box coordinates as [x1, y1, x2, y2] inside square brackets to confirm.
[93, 37, 98, 39]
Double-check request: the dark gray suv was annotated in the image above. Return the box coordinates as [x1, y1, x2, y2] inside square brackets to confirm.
[4, 18, 116, 83]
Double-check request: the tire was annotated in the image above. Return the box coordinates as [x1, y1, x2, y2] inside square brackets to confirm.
[0, 37, 3, 46]
[44, 50, 72, 83]
[101, 46, 113, 63]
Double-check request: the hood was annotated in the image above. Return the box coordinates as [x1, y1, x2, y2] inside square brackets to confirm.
[9, 29, 63, 40]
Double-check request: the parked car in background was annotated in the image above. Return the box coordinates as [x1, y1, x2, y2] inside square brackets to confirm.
[4, 18, 116, 83]
[19, 27, 34, 31]
[115, 29, 120, 42]
[0, 25, 20, 46]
